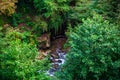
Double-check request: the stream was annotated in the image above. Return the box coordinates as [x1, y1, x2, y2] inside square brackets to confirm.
[46, 48, 66, 76]
[46, 37, 67, 76]
[37, 34, 68, 76]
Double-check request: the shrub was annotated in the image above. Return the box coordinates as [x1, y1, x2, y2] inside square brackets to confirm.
[56, 14, 120, 80]
[0, 28, 51, 80]
[5, 27, 36, 44]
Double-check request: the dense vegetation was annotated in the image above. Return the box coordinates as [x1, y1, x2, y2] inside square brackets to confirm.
[0, 0, 120, 80]
[56, 14, 120, 80]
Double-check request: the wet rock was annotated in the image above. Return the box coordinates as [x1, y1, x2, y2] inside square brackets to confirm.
[46, 68, 56, 76]
[50, 53, 59, 59]
[47, 49, 66, 76]
[37, 50, 51, 60]
[57, 60, 62, 63]
[37, 33, 50, 49]
[37, 36, 68, 76]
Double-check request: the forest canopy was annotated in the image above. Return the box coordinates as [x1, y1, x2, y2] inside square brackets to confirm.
[0, 0, 120, 80]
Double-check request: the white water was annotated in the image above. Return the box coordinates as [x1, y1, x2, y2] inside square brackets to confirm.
[46, 49, 66, 76]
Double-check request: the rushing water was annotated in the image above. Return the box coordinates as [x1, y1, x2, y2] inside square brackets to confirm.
[46, 37, 67, 76]
[46, 49, 66, 76]
[37, 35, 67, 76]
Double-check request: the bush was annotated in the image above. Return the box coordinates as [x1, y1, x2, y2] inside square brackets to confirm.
[5, 27, 36, 44]
[56, 14, 120, 80]
[0, 28, 51, 80]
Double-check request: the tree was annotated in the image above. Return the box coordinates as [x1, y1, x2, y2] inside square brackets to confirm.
[0, 27, 51, 80]
[56, 14, 120, 80]
[68, 0, 120, 26]
[0, 0, 18, 16]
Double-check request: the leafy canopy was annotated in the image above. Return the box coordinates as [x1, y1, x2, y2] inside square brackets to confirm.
[56, 14, 120, 80]
[0, 27, 51, 80]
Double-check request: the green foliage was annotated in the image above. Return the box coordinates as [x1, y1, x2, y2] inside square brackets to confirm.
[10, 12, 34, 27]
[0, 16, 4, 25]
[33, 0, 70, 34]
[16, 0, 34, 14]
[48, 14, 63, 34]
[33, 0, 69, 17]
[1, 0, 120, 80]
[10, 12, 22, 26]
[0, 40, 50, 80]
[33, 15, 48, 34]
[69, 0, 120, 25]
[116, 2, 120, 25]
[5, 27, 36, 44]
[0, 28, 51, 80]
[33, 0, 56, 18]
[0, 26, 6, 53]
[57, 14, 120, 80]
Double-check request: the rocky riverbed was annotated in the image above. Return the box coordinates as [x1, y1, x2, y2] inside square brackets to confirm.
[46, 37, 67, 76]
[37, 35, 69, 76]
[46, 48, 66, 76]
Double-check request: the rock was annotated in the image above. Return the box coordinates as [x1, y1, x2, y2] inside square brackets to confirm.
[46, 68, 56, 76]
[37, 49, 51, 60]
[37, 33, 50, 49]
[50, 52, 59, 58]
